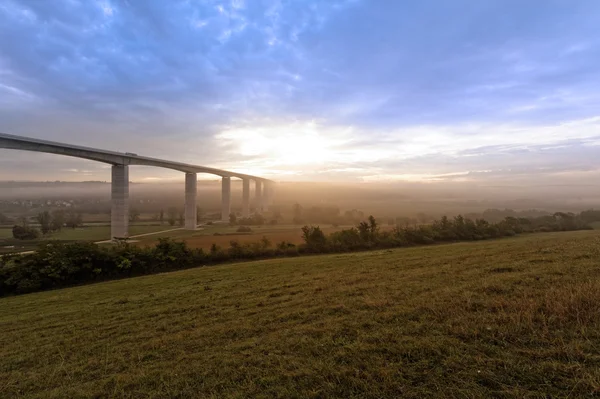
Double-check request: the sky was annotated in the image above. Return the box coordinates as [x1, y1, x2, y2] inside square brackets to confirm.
[1, 0, 600, 184]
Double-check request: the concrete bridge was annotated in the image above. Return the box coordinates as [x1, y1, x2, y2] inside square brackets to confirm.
[0, 132, 274, 240]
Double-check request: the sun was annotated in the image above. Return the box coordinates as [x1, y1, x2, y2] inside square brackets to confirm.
[217, 121, 347, 167]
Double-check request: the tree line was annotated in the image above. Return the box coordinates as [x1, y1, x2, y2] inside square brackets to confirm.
[10, 210, 83, 240]
[0, 211, 593, 297]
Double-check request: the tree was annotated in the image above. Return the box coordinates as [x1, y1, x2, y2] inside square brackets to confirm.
[12, 224, 39, 240]
[167, 207, 177, 226]
[229, 213, 237, 225]
[357, 216, 379, 242]
[178, 211, 185, 227]
[357, 221, 370, 241]
[36, 211, 52, 235]
[51, 210, 65, 232]
[301, 225, 327, 251]
[368, 215, 379, 237]
[129, 208, 140, 223]
[65, 211, 83, 229]
[159, 209, 165, 225]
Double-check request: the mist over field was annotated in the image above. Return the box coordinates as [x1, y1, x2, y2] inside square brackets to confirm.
[2, 179, 600, 217]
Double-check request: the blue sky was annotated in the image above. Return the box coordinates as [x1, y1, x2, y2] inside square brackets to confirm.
[1, 0, 600, 183]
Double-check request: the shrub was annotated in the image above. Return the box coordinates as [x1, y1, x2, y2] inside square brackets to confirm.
[301, 225, 328, 252]
[12, 225, 39, 240]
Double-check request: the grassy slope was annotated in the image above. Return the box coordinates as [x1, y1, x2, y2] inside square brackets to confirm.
[1, 231, 600, 398]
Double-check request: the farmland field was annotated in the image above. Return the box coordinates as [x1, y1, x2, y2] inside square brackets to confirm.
[1, 230, 599, 398]
[0, 224, 175, 254]
[133, 224, 360, 250]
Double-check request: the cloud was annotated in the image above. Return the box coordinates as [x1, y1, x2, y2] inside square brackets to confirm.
[1, 0, 600, 183]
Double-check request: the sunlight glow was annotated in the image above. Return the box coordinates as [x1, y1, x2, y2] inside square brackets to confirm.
[217, 121, 360, 166]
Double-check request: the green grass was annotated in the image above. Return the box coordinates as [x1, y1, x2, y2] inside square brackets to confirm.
[124, 223, 308, 243]
[48, 224, 170, 241]
[1, 231, 600, 398]
[0, 225, 176, 254]
[0, 228, 12, 239]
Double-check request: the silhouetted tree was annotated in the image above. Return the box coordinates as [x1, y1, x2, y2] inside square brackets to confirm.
[12, 224, 39, 240]
[65, 211, 83, 229]
[50, 210, 65, 232]
[129, 208, 140, 223]
[167, 207, 177, 226]
[36, 211, 52, 235]
[301, 225, 327, 251]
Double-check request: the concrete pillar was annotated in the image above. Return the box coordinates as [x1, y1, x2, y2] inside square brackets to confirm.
[185, 172, 197, 230]
[242, 178, 250, 218]
[221, 177, 231, 222]
[111, 164, 129, 239]
[255, 180, 262, 212]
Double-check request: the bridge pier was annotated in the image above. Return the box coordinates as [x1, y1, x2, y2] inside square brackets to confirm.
[185, 172, 197, 230]
[242, 178, 250, 218]
[111, 165, 129, 239]
[221, 177, 231, 222]
[255, 180, 263, 212]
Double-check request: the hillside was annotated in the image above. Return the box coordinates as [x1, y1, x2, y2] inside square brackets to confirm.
[1, 231, 599, 398]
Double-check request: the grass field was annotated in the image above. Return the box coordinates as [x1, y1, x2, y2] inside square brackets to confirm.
[0, 228, 12, 239]
[133, 224, 357, 250]
[1, 223, 348, 253]
[1, 231, 599, 398]
[0, 225, 176, 254]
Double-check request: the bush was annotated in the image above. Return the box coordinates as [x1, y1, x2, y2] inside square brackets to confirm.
[236, 226, 253, 233]
[300, 225, 328, 252]
[12, 225, 39, 240]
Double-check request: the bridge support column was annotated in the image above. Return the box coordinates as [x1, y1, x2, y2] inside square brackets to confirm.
[111, 164, 129, 240]
[185, 172, 197, 230]
[242, 178, 250, 218]
[255, 180, 263, 213]
[221, 177, 231, 222]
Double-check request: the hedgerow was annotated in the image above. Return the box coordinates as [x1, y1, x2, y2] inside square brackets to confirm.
[0, 212, 590, 297]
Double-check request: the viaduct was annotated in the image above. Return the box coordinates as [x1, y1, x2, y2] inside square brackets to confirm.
[0, 132, 274, 240]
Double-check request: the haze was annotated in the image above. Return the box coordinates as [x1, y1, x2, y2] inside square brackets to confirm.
[2, 0, 600, 189]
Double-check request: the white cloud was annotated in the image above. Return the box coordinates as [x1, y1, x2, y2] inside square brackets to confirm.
[98, 1, 114, 17]
[211, 116, 600, 181]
